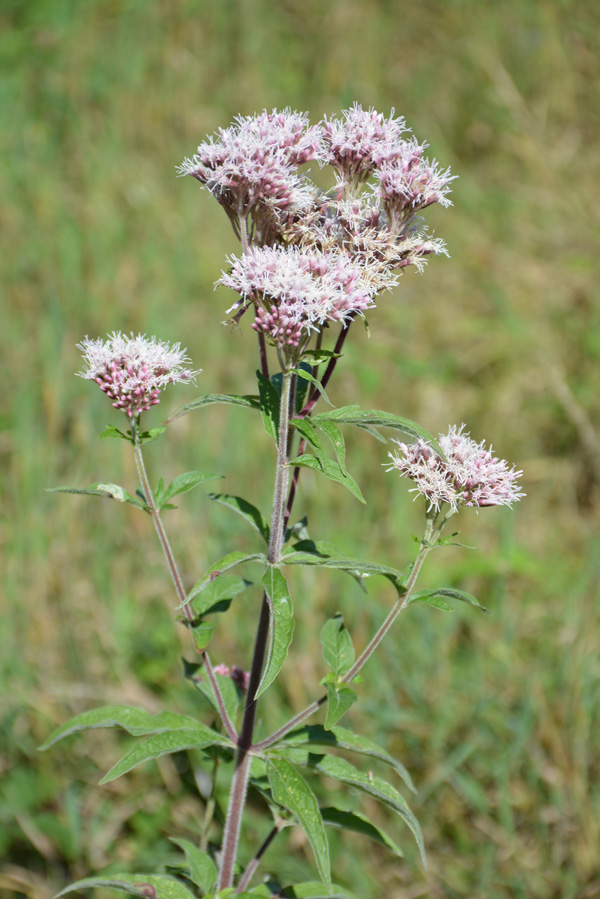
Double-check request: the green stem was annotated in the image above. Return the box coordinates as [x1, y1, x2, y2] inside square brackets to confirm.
[131, 422, 238, 742]
[217, 372, 293, 890]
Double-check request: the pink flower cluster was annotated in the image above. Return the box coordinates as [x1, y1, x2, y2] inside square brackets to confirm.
[181, 105, 455, 280]
[77, 332, 199, 418]
[178, 109, 321, 243]
[320, 105, 410, 185]
[219, 246, 376, 350]
[387, 425, 524, 513]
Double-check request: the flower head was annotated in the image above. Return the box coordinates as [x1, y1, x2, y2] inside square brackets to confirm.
[387, 425, 524, 513]
[178, 108, 320, 242]
[219, 246, 376, 350]
[77, 332, 199, 418]
[319, 104, 409, 184]
[373, 140, 456, 222]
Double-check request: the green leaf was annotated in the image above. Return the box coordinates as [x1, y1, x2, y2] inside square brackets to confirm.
[38, 706, 212, 750]
[300, 349, 341, 366]
[137, 426, 167, 445]
[187, 665, 243, 724]
[170, 838, 217, 894]
[288, 455, 366, 504]
[267, 758, 331, 889]
[324, 684, 357, 729]
[257, 371, 281, 442]
[99, 727, 231, 784]
[313, 408, 445, 459]
[55, 874, 196, 898]
[189, 620, 216, 651]
[282, 540, 408, 590]
[321, 807, 403, 856]
[209, 494, 270, 544]
[269, 886, 353, 899]
[185, 552, 266, 609]
[409, 588, 488, 613]
[161, 471, 222, 506]
[321, 613, 355, 678]
[167, 393, 260, 423]
[288, 369, 332, 406]
[46, 483, 148, 510]
[408, 593, 454, 612]
[191, 574, 252, 618]
[287, 753, 425, 865]
[256, 567, 294, 698]
[99, 424, 131, 441]
[313, 420, 347, 473]
[280, 724, 415, 793]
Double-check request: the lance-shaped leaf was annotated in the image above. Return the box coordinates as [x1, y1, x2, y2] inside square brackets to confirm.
[167, 392, 260, 423]
[262, 885, 353, 899]
[282, 540, 408, 591]
[99, 727, 231, 784]
[267, 758, 331, 889]
[257, 371, 281, 442]
[408, 588, 488, 613]
[170, 838, 217, 895]
[323, 683, 357, 729]
[190, 573, 252, 618]
[313, 407, 445, 459]
[55, 874, 196, 899]
[99, 424, 131, 441]
[184, 551, 266, 609]
[280, 724, 415, 794]
[157, 471, 222, 507]
[289, 368, 332, 406]
[288, 455, 366, 504]
[321, 807, 403, 856]
[208, 494, 270, 544]
[321, 613, 355, 678]
[256, 567, 294, 699]
[46, 483, 148, 510]
[313, 420, 347, 474]
[38, 705, 214, 750]
[186, 663, 243, 724]
[285, 752, 425, 866]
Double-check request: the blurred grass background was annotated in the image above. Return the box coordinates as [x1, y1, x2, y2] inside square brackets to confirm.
[1, 0, 599, 897]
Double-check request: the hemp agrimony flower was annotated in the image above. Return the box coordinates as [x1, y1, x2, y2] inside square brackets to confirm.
[219, 245, 377, 351]
[77, 332, 200, 418]
[387, 425, 525, 513]
[178, 108, 320, 246]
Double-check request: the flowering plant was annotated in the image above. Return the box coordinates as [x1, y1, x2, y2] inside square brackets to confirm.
[44, 106, 523, 898]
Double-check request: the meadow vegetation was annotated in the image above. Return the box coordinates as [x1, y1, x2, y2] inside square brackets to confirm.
[1, 1, 599, 897]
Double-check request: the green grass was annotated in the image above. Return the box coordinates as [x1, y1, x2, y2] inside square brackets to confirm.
[2, 1, 600, 897]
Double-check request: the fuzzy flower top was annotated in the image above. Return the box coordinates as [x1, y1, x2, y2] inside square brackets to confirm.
[219, 246, 377, 350]
[387, 425, 524, 513]
[178, 108, 321, 242]
[77, 332, 200, 418]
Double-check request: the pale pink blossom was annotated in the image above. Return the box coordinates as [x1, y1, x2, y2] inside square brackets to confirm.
[387, 425, 524, 513]
[178, 109, 320, 243]
[319, 104, 410, 184]
[77, 332, 199, 418]
[219, 246, 376, 350]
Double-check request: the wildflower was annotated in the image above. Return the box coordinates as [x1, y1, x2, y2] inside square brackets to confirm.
[374, 141, 456, 223]
[178, 109, 320, 244]
[219, 246, 376, 350]
[77, 332, 199, 418]
[319, 104, 410, 186]
[387, 425, 524, 513]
